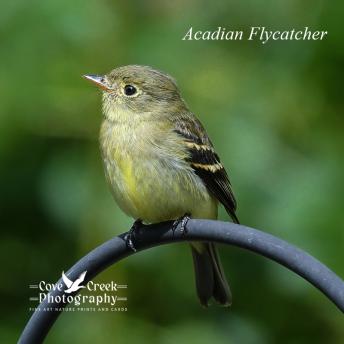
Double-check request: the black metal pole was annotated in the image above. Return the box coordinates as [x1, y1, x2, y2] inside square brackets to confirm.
[19, 220, 344, 343]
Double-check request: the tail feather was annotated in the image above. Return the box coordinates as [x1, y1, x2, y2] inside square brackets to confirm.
[191, 243, 232, 307]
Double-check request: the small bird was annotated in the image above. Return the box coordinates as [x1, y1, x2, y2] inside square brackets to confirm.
[84, 65, 239, 307]
[62, 271, 87, 294]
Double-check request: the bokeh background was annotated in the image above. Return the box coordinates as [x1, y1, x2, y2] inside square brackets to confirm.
[1, 0, 343, 343]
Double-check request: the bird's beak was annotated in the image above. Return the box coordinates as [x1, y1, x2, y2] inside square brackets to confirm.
[83, 74, 111, 91]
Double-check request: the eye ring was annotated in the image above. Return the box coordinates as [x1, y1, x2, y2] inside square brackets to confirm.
[124, 84, 137, 96]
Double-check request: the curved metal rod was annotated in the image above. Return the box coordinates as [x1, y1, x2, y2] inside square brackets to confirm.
[19, 220, 344, 343]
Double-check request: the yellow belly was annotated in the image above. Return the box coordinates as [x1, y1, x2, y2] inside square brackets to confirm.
[100, 120, 218, 223]
[103, 150, 217, 223]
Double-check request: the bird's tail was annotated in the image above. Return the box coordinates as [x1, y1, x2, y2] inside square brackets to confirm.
[190, 242, 232, 307]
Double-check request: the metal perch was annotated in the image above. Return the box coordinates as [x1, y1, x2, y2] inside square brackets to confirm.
[19, 220, 344, 343]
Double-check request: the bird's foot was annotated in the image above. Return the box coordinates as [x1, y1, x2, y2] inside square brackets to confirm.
[172, 213, 190, 236]
[125, 219, 142, 252]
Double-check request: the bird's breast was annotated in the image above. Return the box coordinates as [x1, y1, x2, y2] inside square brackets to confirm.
[100, 120, 163, 214]
[99, 119, 216, 222]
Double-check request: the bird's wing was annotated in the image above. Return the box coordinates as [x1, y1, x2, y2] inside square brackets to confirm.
[74, 271, 87, 286]
[173, 114, 239, 223]
[62, 271, 73, 288]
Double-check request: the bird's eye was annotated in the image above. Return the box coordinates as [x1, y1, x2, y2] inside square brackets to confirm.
[124, 84, 137, 96]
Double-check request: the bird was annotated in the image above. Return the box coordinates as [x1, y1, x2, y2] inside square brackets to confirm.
[62, 271, 87, 294]
[84, 65, 239, 307]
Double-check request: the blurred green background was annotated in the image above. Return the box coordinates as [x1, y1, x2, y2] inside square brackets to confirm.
[1, 0, 343, 343]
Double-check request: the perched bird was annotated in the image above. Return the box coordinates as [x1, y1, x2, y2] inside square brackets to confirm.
[84, 65, 239, 307]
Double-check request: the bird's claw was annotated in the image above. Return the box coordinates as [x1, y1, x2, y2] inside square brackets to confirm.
[172, 213, 190, 236]
[125, 219, 142, 252]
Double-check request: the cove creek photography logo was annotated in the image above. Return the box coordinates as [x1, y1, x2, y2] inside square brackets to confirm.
[28, 271, 128, 313]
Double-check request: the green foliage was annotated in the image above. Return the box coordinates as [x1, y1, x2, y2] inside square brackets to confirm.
[1, 0, 343, 343]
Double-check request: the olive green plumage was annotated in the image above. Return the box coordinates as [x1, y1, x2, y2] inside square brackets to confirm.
[85, 65, 239, 306]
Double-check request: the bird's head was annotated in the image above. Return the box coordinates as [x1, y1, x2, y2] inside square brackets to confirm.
[84, 65, 187, 123]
